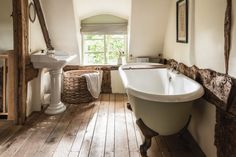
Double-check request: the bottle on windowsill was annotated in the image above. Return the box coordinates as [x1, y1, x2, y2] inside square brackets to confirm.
[128, 54, 134, 63]
[117, 51, 122, 65]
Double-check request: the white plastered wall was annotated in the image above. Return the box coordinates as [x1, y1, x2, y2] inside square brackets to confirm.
[40, 0, 80, 64]
[129, 0, 171, 57]
[26, 0, 47, 116]
[163, 0, 236, 156]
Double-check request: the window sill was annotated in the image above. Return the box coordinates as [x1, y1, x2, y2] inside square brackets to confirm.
[63, 64, 120, 71]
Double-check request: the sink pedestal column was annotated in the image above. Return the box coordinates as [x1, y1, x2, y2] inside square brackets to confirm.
[45, 68, 66, 115]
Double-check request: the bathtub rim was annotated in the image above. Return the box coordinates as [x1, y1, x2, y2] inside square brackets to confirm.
[119, 63, 204, 103]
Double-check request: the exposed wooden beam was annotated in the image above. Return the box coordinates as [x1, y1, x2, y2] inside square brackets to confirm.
[33, 0, 54, 50]
[12, 0, 28, 124]
[224, 0, 232, 74]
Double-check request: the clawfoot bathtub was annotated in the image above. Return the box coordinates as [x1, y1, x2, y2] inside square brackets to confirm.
[119, 63, 204, 156]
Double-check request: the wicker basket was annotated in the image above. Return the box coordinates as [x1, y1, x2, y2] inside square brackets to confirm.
[62, 70, 98, 104]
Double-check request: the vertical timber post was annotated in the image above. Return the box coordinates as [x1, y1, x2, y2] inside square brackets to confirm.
[13, 0, 28, 124]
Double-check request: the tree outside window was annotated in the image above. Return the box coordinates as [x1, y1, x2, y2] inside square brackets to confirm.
[83, 34, 127, 65]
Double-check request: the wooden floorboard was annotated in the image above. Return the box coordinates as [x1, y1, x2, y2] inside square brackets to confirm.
[0, 94, 199, 157]
[13, 112, 64, 157]
[77, 96, 101, 157]
[114, 94, 129, 157]
[0, 112, 42, 157]
[53, 103, 94, 157]
[89, 94, 109, 157]
[104, 94, 115, 157]
[70, 102, 97, 153]
[124, 95, 140, 157]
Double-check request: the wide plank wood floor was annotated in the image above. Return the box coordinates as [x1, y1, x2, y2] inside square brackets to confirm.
[0, 94, 198, 157]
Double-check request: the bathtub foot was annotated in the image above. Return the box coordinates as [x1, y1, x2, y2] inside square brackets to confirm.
[178, 115, 192, 138]
[136, 119, 159, 157]
[127, 103, 132, 111]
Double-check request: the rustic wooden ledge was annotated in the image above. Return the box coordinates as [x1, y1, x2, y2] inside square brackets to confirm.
[63, 65, 119, 71]
[167, 59, 236, 116]
[167, 59, 236, 157]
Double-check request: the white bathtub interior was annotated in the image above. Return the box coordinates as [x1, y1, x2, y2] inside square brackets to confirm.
[123, 69, 200, 96]
[119, 64, 204, 135]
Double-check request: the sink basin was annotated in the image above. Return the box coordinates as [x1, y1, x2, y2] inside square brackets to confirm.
[31, 50, 76, 69]
[30, 50, 77, 115]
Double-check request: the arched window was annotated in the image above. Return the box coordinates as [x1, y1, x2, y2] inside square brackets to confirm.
[81, 14, 128, 65]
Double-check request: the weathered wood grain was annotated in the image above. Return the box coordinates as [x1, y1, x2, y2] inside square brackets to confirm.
[167, 59, 178, 70]
[101, 69, 112, 93]
[114, 94, 129, 157]
[25, 63, 39, 82]
[104, 94, 115, 157]
[198, 69, 233, 110]
[224, 0, 232, 74]
[33, 0, 54, 50]
[178, 63, 200, 80]
[13, 0, 28, 124]
[89, 94, 109, 157]
[0, 112, 41, 157]
[34, 105, 76, 157]
[167, 59, 236, 157]
[77, 97, 101, 157]
[13, 113, 64, 157]
[124, 96, 139, 154]
[215, 108, 236, 157]
[64, 65, 119, 72]
[228, 79, 236, 115]
[69, 102, 97, 153]
[167, 59, 236, 114]
[0, 94, 202, 157]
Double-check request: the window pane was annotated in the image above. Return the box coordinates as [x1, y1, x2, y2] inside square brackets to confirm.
[106, 35, 126, 65]
[83, 34, 126, 65]
[110, 34, 125, 39]
[107, 51, 119, 65]
[107, 38, 125, 52]
[84, 35, 104, 40]
[84, 52, 105, 65]
[84, 40, 104, 52]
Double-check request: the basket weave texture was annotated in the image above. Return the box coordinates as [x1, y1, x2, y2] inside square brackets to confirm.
[62, 70, 98, 104]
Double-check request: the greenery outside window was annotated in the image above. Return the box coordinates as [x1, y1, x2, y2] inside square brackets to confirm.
[82, 34, 127, 65]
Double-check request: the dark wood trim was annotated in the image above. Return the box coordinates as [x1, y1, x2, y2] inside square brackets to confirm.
[215, 108, 236, 157]
[63, 65, 120, 71]
[167, 59, 236, 115]
[25, 63, 39, 83]
[167, 59, 236, 157]
[33, 0, 54, 50]
[224, 0, 232, 74]
[13, 0, 28, 124]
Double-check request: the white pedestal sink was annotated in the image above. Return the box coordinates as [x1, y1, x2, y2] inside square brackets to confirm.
[31, 50, 76, 115]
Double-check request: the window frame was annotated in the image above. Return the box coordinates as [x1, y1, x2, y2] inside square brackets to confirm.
[82, 34, 127, 65]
